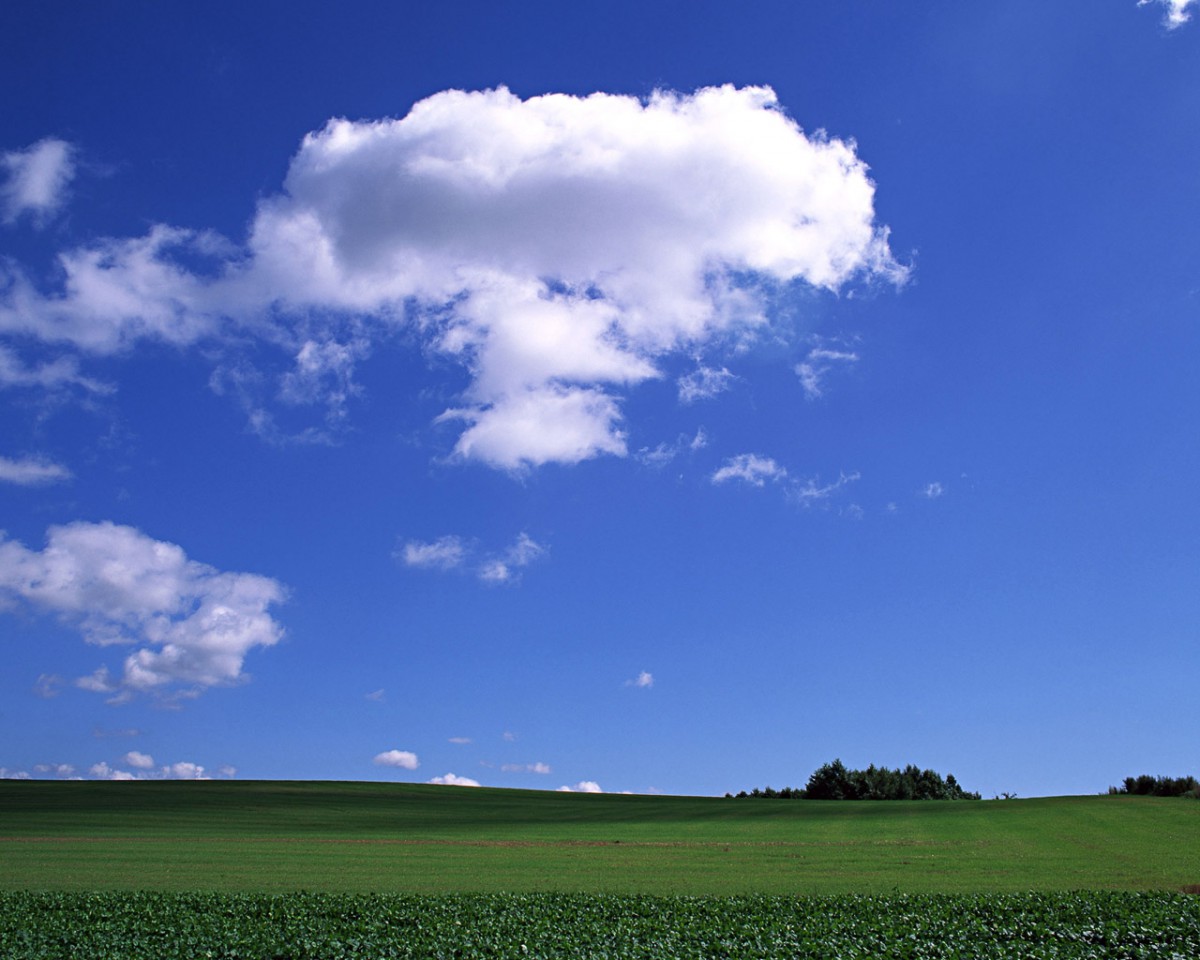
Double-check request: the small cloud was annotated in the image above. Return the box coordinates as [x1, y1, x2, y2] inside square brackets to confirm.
[501, 762, 552, 774]
[0, 455, 72, 486]
[478, 532, 546, 585]
[398, 536, 466, 571]
[448, 736, 472, 745]
[428, 772, 481, 786]
[373, 749, 419, 770]
[625, 671, 654, 689]
[33, 673, 63, 698]
[364, 688, 385, 702]
[123, 751, 154, 770]
[163, 761, 206, 780]
[502, 731, 517, 742]
[790, 471, 861, 508]
[678, 366, 735, 404]
[636, 428, 708, 468]
[89, 762, 137, 781]
[1139, 0, 1196, 28]
[922, 482, 945, 500]
[557, 780, 603, 793]
[0, 768, 32, 780]
[218, 765, 237, 778]
[712, 453, 787, 487]
[33, 763, 76, 778]
[2, 138, 75, 226]
[795, 341, 859, 400]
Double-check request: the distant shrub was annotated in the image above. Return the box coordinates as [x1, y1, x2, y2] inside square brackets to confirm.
[730, 759, 980, 801]
[1111, 775, 1200, 798]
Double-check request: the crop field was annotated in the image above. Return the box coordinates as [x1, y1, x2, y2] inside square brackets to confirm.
[3, 891, 1199, 959]
[3, 780, 1199, 957]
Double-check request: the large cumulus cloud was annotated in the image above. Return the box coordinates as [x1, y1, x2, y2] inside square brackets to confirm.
[0, 85, 904, 468]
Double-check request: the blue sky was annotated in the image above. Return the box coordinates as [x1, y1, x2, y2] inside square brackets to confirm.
[1, 0, 1197, 798]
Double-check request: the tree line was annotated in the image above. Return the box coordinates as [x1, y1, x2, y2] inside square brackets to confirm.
[727, 759, 981, 801]
[1110, 774, 1199, 798]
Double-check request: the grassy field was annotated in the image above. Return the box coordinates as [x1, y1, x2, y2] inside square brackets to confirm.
[3, 780, 1198, 895]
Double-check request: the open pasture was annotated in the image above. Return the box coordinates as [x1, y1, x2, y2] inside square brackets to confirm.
[2, 780, 1198, 895]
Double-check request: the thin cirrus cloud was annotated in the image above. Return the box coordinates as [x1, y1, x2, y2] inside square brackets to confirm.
[501, 762, 552, 774]
[0, 521, 286, 702]
[400, 531, 547, 584]
[1, 137, 74, 226]
[0, 85, 903, 471]
[711, 453, 788, 487]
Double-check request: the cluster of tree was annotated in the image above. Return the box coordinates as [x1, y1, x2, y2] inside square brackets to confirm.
[1110, 775, 1199, 798]
[727, 759, 981, 801]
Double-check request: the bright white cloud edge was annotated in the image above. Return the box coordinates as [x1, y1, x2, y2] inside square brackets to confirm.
[0, 85, 904, 471]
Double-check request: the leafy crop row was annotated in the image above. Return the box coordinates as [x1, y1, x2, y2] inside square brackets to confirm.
[2, 891, 1197, 959]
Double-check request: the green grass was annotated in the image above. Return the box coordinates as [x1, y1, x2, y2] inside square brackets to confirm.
[2, 780, 1198, 894]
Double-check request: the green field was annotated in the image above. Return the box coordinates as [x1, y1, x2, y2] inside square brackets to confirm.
[2, 780, 1197, 895]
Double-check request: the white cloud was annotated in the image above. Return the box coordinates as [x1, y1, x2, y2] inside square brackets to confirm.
[399, 535, 466, 571]
[0, 226, 232, 353]
[428, 772, 481, 786]
[164, 761, 206, 780]
[502, 731, 517, 742]
[922, 481, 945, 499]
[678, 365, 735, 404]
[1139, 0, 1196, 28]
[33, 673, 63, 698]
[0, 768, 32, 779]
[123, 751, 154, 770]
[0, 521, 286, 699]
[1, 86, 902, 469]
[373, 749, 419, 770]
[0, 345, 112, 394]
[401, 531, 547, 584]
[501, 761, 551, 774]
[626, 670, 654, 688]
[557, 780, 603, 793]
[712, 453, 788, 487]
[364, 688, 385, 702]
[34, 763, 76, 777]
[218, 765, 237, 778]
[2, 138, 75, 226]
[636, 428, 708, 468]
[0, 455, 72, 486]
[477, 532, 546, 585]
[89, 761, 137, 781]
[791, 471, 861, 507]
[795, 341, 859, 400]
[448, 736, 472, 745]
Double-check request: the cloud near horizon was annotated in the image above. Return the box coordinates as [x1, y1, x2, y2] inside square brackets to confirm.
[0, 521, 286, 701]
[0, 85, 902, 471]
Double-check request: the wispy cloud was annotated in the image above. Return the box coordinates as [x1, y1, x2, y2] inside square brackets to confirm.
[399, 531, 546, 584]
[501, 761, 552, 774]
[678, 366, 735, 404]
[922, 481, 945, 500]
[711, 453, 788, 487]
[398, 535, 467, 571]
[795, 338, 860, 400]
[625, 671, 654, 689]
